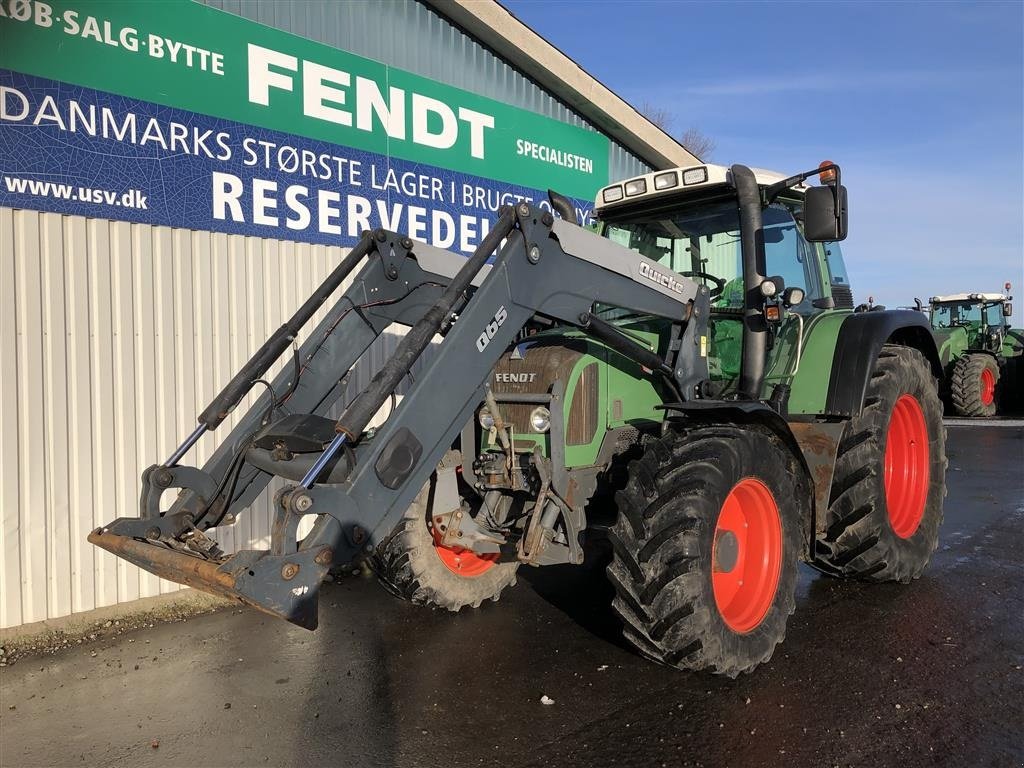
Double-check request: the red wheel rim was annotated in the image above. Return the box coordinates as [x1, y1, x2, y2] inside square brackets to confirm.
[431, 527, 499, 577]
[980, 368, 995, 406]
[712, 478, 783, 634]
[884, 394, 930, 538]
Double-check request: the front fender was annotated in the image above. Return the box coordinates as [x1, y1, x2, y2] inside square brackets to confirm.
[824, 310, 941, 418]
[660, 401, 823, 557]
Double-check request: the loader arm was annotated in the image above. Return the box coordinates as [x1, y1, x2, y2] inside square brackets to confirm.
[91, 203, 711, 629]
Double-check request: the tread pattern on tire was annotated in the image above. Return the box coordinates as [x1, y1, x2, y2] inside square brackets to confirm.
[370, 480, 519, 612]
[813, 345, 946, 582]
[607, 424, 804, 677]
[950, 353, 999, 417]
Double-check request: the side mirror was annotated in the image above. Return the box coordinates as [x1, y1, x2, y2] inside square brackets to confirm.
[803, 185, 848, 242]
[1004, 303, 1013, 317]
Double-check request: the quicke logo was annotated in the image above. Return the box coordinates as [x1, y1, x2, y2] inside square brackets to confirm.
[638, 262, 686, 294]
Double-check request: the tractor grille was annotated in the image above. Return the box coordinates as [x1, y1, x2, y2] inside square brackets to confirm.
[831, 283, 854, 309]
[492, 341, 597, 445]
[566, 363, 599, 445]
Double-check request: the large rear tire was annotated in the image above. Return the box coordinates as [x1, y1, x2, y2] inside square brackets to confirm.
[950, 352, 999, 417]
[371, 474, 519, 611]
[812, 345, 946, 581]
[607, 425, 804, 677]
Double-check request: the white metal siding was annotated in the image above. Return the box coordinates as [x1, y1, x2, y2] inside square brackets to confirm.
[0, 208, 398, 628]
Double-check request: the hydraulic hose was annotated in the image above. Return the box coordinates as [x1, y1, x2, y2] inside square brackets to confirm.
[547, 189, 577, 224]
[197, 231, 375, 430]
[732, 164, 768, 400]
[578, 312, 674, 379]
[333, 207, 517, 440]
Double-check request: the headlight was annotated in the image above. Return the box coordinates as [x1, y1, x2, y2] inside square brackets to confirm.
[478, 407, 495, 430]
[602, 185, 624, 203]
[682, 166, 708, 185]
[654, 171, 679, 190]
[530, 406, 551, 433]
[624, 178, 647, 197]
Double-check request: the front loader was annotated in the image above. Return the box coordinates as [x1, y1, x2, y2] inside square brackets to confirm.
[92, 161, 948, 676]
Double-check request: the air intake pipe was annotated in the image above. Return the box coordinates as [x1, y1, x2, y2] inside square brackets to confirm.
[732, 164, 768, 400]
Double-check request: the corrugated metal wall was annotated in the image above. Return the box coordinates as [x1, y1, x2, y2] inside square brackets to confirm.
[1, 2, 656, 630]
[0, 209, 399, 629]
[200, 0, 653, 182]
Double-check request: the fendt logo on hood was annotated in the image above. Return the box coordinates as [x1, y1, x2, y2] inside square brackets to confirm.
[638, 262, 685, 294]
[495, 372, 538, 383]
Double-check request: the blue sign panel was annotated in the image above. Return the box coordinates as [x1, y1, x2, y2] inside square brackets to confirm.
[0, 70, 596, 252]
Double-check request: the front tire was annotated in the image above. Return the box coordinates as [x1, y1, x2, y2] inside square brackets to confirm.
[607, 425, 804, 677]
[371, 475, 519, 611]
[950, 353, 999, 417]
[812, 345, 946, 581]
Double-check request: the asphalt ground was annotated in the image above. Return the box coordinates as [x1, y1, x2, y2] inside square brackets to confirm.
[1, 422, 1022, 768]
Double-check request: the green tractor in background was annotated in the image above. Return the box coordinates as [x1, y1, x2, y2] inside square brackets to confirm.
[926, 288, 1023, 416]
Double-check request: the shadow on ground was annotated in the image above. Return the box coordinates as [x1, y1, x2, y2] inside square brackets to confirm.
[1, 427, 1021, 768]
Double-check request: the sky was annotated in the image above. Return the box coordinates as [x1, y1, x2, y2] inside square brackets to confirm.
[505, 0, 1024, 310]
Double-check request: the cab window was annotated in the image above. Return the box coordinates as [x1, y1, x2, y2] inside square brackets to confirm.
[931, 302, 981, 328]
[601, 199, 822, 313]
[984, 302, 1005, 329]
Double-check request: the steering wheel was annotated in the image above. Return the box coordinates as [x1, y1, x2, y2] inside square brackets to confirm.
[680, 271, 726, 299]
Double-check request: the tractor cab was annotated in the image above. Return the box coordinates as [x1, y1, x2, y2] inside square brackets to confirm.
[595, 162, 846, 398]
[928, 291, 1012, 353]
[926, 286, 1022, 416]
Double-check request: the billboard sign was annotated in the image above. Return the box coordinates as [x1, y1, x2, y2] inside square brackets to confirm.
[0, 0, 609, 250]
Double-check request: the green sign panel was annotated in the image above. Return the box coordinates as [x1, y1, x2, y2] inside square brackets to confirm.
[0, 0, 608, 199]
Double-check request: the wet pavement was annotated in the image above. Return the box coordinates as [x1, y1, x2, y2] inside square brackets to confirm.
[2, 423, 1022, 768]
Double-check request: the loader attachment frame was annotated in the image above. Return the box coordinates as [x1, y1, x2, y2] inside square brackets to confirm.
[91, 203, 711, 629]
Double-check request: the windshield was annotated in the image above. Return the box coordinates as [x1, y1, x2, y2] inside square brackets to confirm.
[985, 302, 1006, 328]
[931, 302, 979, 328]
[931, 301, 1004, 330]
[601, 198, 821, 312]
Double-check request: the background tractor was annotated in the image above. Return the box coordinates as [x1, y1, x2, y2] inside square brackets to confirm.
[91, 160, 948, 677]
[926, 288, 1023, 416]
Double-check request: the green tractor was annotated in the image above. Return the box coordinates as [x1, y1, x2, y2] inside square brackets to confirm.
[927, 288, 1023, 416]
[91, 161, 948, 677]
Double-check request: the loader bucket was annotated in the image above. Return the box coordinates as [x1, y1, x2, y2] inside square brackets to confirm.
[88, 529, 331, 629]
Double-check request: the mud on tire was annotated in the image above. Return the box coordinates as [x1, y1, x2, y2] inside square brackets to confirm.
[950, 352, 999, 417]
[607, 425, 804, 677]
[370, 476, 519, 611]
[812, 344, 946, 582]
